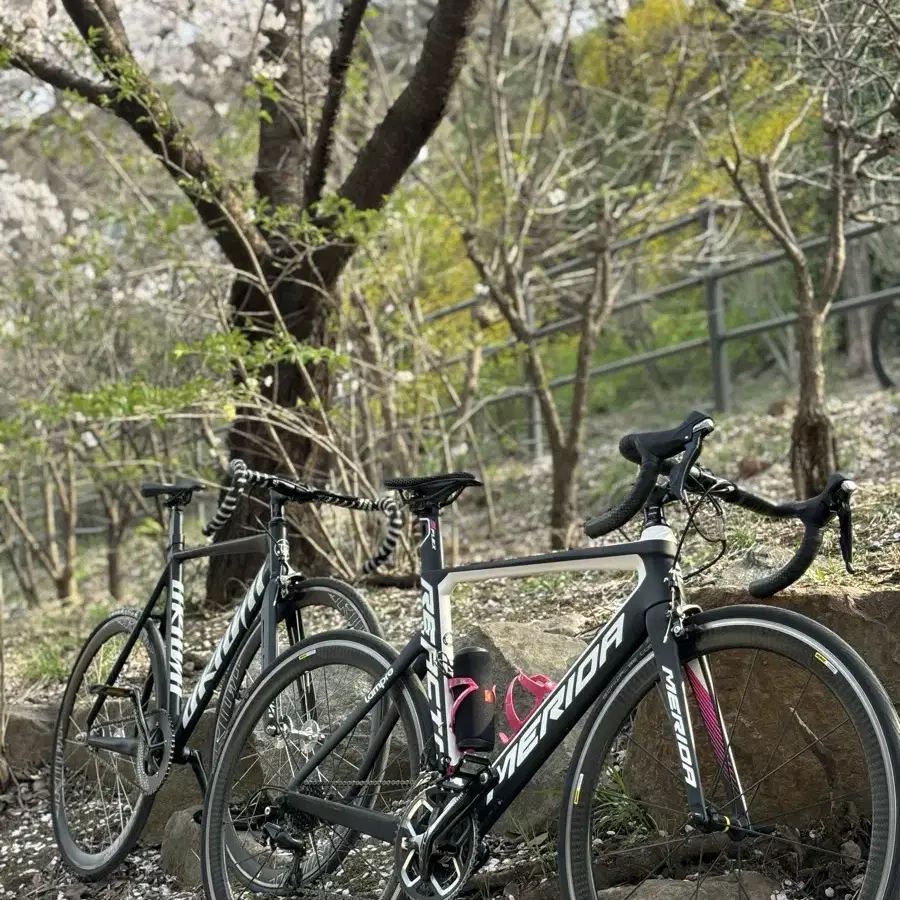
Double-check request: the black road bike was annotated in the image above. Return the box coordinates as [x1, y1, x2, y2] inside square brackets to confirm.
[202, 413, 900, 900]
[50, 459, 401, 880]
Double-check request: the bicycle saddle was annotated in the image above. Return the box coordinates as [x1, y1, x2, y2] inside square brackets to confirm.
[141, 479, 204, 500]
[384, 472, 482, 511]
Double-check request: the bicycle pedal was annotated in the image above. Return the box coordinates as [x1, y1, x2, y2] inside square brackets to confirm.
[88, 684, 132, 698]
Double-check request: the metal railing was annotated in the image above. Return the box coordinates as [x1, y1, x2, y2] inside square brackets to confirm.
[422, 207, 891, 453]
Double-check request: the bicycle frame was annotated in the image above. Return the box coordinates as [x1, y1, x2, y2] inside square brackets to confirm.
[85, 491, 296, 775]
[285, 510, 748, 841]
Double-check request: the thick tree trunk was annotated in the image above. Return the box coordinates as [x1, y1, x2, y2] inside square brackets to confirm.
[843, 241, 874, 377]
[205, 272, 335, 606]
[790, 307, 836, 498]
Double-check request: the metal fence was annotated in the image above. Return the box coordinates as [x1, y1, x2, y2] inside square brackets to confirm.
[424, 205, 896, 456]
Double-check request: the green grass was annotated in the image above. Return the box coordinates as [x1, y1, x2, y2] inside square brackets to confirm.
[593, 766, 658, 836]
[22, 638, 72, 682]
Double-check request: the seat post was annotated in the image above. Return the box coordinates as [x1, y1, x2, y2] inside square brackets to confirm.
[418, 504, 445, 572]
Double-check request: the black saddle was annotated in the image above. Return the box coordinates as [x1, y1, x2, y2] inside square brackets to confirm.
[141, 479, 204, 504]
[384, 472, 482, 511]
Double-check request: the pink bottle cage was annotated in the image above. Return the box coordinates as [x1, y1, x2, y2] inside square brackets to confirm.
[449, 677, 491, 728]
[499, 671, 557, 744]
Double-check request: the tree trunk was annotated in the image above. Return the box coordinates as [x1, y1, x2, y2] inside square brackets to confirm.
[55, 566, 77, 603]
[790, 307, 836, 497]
[205, 273, 334, 606]
[843, 241, 874, 377]
[107, 518, 123, 603]
[550, 448, 578, 550]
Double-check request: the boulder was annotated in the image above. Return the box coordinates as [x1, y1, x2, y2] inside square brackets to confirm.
[461, 620, 587, 836]
[596, 873, 781, 900]
[160, 806, 202, 888]
[142, 709, 214, 846]
[521, 872, 780, 900]
[5, 703, 56, 771]
[626, 586, 900, 835]
[540, 613, 589, 637]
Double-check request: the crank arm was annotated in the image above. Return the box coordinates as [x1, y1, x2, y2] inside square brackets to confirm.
[85, 735, 139, 756]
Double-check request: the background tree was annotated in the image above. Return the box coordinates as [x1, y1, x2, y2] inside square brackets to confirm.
[713, 0, 900, 495]
[1, 0, 483, 599]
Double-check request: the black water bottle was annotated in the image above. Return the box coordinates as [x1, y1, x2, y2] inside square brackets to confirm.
[453, 646, 495, 752]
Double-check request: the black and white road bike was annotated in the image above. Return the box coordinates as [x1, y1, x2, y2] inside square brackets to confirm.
[50, 459, 401, 880]
[202, 412, 900, 900]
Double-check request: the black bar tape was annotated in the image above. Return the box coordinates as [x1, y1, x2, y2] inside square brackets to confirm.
[584, 455, 662, 539]
[361, 499, 403, 574]
[748, 524, 825, 598]
[202, 459, 250, 538]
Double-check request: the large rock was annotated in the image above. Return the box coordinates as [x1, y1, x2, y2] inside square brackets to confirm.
[5, 703, 56, 771]
[143, 709, 215, 846]
[627, 586, 900, 835]
[521, 872, 780, 900]
[160, 806, 202, 888]
[461, 620, 587, 836]
[595, 873, 781, 899]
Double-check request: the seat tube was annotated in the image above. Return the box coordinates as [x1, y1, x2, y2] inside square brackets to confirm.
[167, 504, 185, 722]
[263, 491, 289, 669]
[419, 507, 459, 767]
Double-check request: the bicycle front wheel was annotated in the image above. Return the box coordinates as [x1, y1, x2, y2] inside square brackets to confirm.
[560, 605, 900, 900]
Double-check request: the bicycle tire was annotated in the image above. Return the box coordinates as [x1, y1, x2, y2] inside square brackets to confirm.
[50, 608, 167, 880]
[202, 630, 431, 900]
[209, 576, 383, 766]
[871, 300, 898, 389]
[559, 605, 900, 900]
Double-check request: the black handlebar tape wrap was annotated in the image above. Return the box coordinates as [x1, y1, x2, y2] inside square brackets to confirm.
[748, 524, 825, 598]
[584, 454, 662, 539]
[361, 499, 403, 574]
[202, 459, 251, 537]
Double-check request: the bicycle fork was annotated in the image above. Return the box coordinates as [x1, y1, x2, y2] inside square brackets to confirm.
[646, 602, 760, 839]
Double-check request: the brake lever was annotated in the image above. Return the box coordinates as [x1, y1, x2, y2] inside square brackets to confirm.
[669, 431, 704, 501]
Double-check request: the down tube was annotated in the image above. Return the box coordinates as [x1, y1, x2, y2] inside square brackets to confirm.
[478, 583, 658, 832]
[174, 562, 269, 748]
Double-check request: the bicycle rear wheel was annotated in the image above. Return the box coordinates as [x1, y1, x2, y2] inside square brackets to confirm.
[560, 605, 900, 900]
[210, 577, 382, 766]
[50, 608, 167, 879]
[871, 299, 900, 389]
[202, 630, 429, 899]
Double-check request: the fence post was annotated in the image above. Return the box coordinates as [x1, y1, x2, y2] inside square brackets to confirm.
[523, 286, 544, 459]
[703, 203, 731, 413]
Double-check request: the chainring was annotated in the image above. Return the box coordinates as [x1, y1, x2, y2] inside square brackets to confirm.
[136, 708, 173, 795]
[395, 786, 478, 900]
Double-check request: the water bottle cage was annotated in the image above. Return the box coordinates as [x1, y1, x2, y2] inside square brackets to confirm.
[449, 677, 493, 729]
[498, 671, 557, 744]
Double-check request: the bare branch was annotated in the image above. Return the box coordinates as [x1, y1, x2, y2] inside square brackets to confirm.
[304, 0, 370, 206]
[337, 0, 481, 213]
